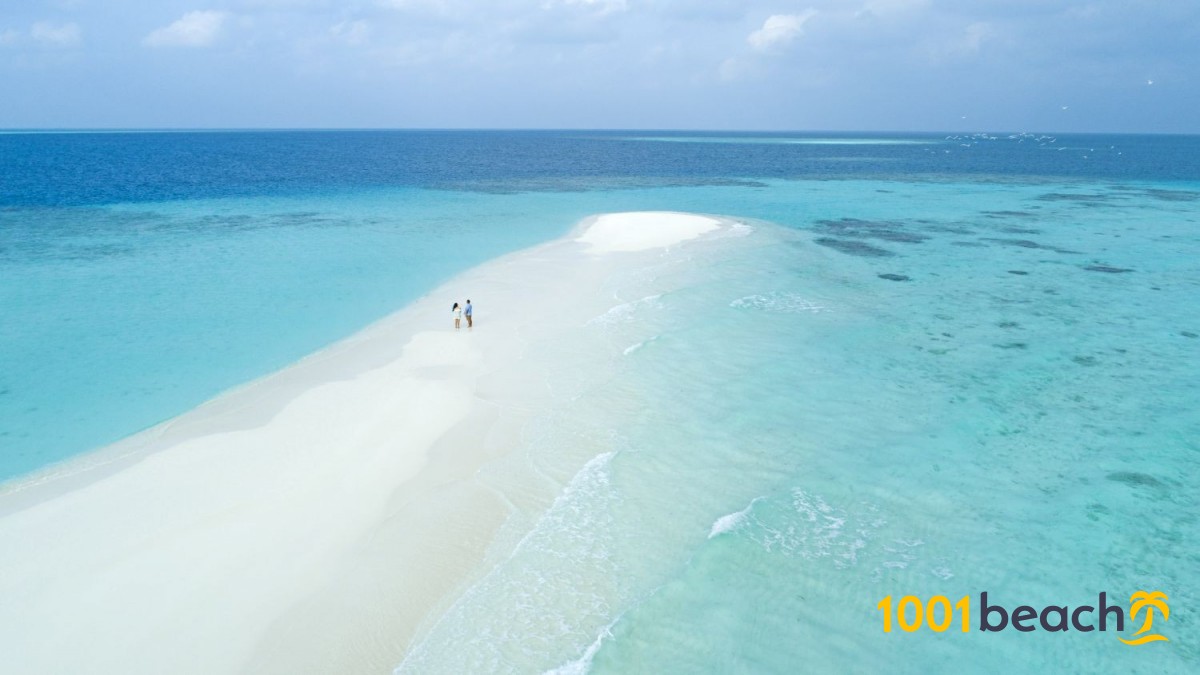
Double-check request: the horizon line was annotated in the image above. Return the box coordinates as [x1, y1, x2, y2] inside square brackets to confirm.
[1, 127, 1197, 137]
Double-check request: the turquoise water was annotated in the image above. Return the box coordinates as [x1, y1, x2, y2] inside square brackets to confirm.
[2, 132, 1197, 671]
[393, 178, 1197, 673]
[1, 190, 598, 478]
[3, 130, 1197, 481]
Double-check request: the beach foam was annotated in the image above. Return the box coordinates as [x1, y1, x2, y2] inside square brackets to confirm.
[708, 497, 762, 539]
[542, 616, 620, 675]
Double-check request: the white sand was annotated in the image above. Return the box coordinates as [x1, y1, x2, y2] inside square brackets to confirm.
[575, 211, 720, 253]
[0, 211, 732, 675]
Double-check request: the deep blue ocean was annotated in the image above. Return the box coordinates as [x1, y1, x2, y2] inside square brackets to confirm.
[5, 131, 1200, 209]
[1, 130, 1197, 673]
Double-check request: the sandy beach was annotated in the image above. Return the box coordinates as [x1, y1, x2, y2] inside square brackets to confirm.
[0, 211, 729, 675]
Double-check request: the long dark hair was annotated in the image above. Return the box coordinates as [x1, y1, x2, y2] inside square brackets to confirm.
[452, 302, 459, 310]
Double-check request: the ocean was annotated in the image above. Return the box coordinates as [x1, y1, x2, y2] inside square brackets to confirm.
[1, 130, 1197, 672]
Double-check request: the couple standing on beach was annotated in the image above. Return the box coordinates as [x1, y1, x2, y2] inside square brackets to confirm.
[452, 299, 473, 330]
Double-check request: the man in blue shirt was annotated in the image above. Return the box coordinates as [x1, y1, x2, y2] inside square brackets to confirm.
[465, 299, 473, 328]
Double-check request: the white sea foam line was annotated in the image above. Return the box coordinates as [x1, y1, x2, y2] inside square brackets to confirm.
[542, 614, 621, 675]
[395, 451, 619, 673]
[930, 565, 955, 580]
[735, 488, 949, 581]
[622, 335, 659, 356]
[729, 293, 829, 314]
[706, 221, 754, 240]
[708, 496, 764, 539]
[586, 294, 662, 326]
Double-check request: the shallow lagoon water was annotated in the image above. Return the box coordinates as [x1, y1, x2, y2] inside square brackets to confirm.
[397, 179, 1198, 674]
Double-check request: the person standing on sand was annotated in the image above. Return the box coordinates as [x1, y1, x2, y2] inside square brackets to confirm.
[464, 299, 473, 329]
[452, 302, 462, 330]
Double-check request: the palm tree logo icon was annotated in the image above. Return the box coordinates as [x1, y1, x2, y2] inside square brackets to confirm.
[1119, 591, 1169, 645]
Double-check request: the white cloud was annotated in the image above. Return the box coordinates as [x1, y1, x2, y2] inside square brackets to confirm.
[330, 20, 370, 46]
[242, 0, 334, 7]
[858, 0, 930, 18]
[144, 11, 228, 48]
[958, 21, 992, 54]
[718, 56, 748, 82]
[376, 0, 455, 13]
[928, 21, 994, 61]
[549, 0, 628, 13]
[747, 11, 816, 52]
[31, 21, 82, 47]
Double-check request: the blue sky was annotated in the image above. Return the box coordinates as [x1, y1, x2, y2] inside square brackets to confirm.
[1, 0, 1196, 131]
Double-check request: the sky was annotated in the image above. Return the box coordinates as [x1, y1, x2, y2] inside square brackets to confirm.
[0, 0, 1197, 132]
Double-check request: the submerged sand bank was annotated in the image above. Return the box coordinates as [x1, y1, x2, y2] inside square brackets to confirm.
[0, 211, 732, 675]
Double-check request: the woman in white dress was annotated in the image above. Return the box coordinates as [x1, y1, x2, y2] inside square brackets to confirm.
[452, 302, 462, 330]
